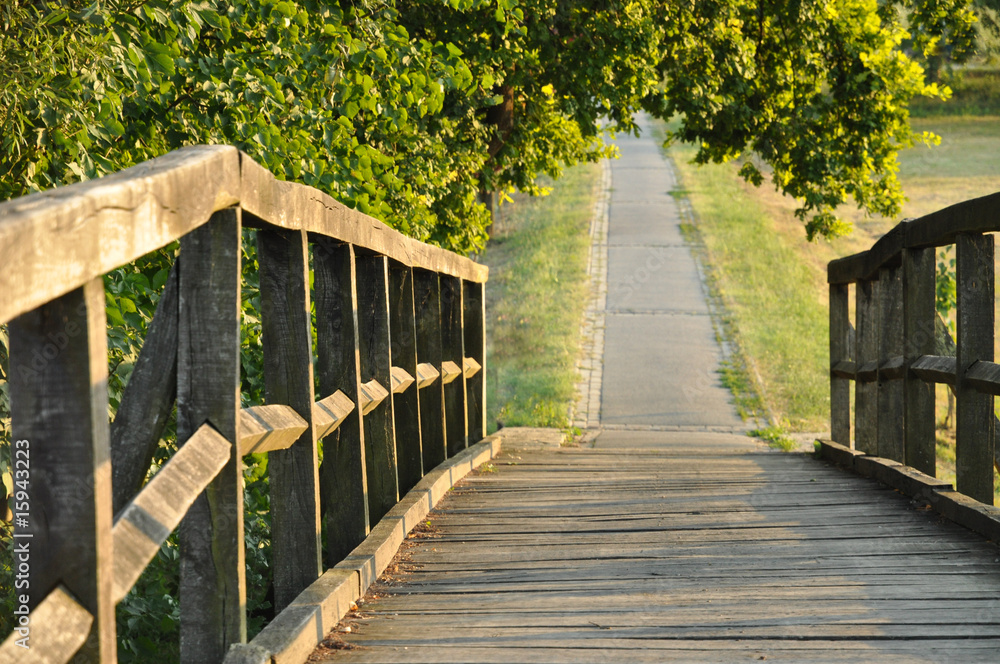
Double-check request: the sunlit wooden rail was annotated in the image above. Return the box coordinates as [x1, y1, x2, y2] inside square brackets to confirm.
[0, 146, 487, 663]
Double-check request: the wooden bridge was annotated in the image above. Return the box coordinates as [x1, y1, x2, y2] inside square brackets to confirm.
[3, 125, 1000, 663]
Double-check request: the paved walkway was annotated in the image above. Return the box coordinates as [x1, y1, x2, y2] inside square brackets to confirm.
[312, 119, 1000, 663]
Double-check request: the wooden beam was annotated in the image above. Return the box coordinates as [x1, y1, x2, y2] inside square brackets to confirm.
[966, 361, 1000, 396]
[239, 405, 309, 456]
[463, 356, 482, 379]
[829, 283, 851, 445]
[313, 391, 355, 441]
[903, 247, 937, 476]
[463, 282, 486, 446]
[0, 586, 93, 664]
[855, 361, 879, 383]
[854, 278, 879, 455]
[389, 262, 423, 495]
[416, 363, 440, 389]
[359, 379, 390, 415]
[113, 424, 230, 602]
[440, 361, 463, 385]
[911, 355, 958, 385]
[830, 360, 857, 380]
[414, 270, 446, 471]
[441, 276, 467, 458]
[390, 366, 416, 394]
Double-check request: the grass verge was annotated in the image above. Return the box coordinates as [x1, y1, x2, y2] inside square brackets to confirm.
[483, 162, 600, 432]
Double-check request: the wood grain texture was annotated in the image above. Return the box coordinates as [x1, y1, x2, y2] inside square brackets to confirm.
[441, 276, 467, 458]
[177, 209, 246, 662]
[911, 355, 958, 384]
[877, 266, 904, 462]
[956, 233, 995, 504]
[414, 270, 446, 472]
[359, 379, 390, 415]
[258, 227, 322, 612]
[903, 247, 936, 475]
[238, 405, 309, 456]
[0, 146, 240, 324]
[113, 424, 230, 602]
[314, 240, 369, 565]
[829, 283, 851, 445]
[855, 279, 879, 455]
[463, 281, 486, 445]
[415, 363, 440, 389]
[0, 586, 93, 664]
[388, 262, 423, 496]
[313, 391, 355, 441]
[111, 260, 179, 514]
[8, 279, 116, 662]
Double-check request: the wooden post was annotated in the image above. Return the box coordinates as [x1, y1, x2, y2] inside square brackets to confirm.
[956, 233, 995, 504]
[903, 248, 936, 475]
[389, 261, 423, 495]
[441, 276, 467, 457]
[414, 270, 446, 471]
[258, 227, 321, 612]
[313, 240, 369, 564]
[355, 252, 399, 524]
[464, 281, 486, 445]
[9, 278, 116, 662]
[855, 278, 879, 455]
[877, 266, 905, 462]
[177, 208, 246, 662]
[829, 283, 850, 446]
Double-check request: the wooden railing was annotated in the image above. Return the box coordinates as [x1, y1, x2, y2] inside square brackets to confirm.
[0, 146, 487, 662]
[828, 192, 1000, 505]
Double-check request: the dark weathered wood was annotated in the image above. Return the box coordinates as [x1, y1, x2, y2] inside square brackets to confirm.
[955, 233, 995, 504]
[414, 270, 446, 471]
[966, 361, 1000, 396]
[830, 360, 856, 380]
[258, 227, 322, 612]
[854, 279, 879, 455]
[441, 276, 467, 458]
[356, 252, 399, 524]
[903, 248, 936, 475]
[854, 360, 878, 382]
[177, 208, 246, 661]
[877, 266, 904, 462]
[389, 262, 423, 495]
[829, 283, 851, 445]
[910, 355, 958, 385]
[463, 281, 486, 446]
[8, 279, 116, 662]
[0, 586, 94, 664]
[313, 240, 369, 565]
[111, 260, 179, 514]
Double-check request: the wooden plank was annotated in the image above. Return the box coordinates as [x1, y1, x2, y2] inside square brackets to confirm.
[238, 405, 309, 456]
[440, 360, 463, 384]
[955, 233, 995, 504]
[313, 391, 355, 441]
[911, 355, 957, 384]
[258, 227, 322, 612]
[877, 265, 904, 461]
[441, 276, 467, 458]
[8, 279, 116, 661]
[113, 424, 230, 602]
[176, 208, 246, 661]
[854, 278, 879, 455]
[355, 252, 399, 524]
[359, 379, 390, 415]
[463, 281, 486, 445]
[829, 283, 850, 445]
[240, 155, 487, 283]
[313, 239, 369, 565]
[854, 360, 878, 382]
[0, 145, 240, 324]
[965, 361, 1000, 396]
[902, 247, 936, 475]
[389, 262, 423, 495]
[463, 357, 482, 378]
[414, 270, 446, 471]
[0, 586, 93, 663]
[416, 362, 440, 388]
[111, 260, 179, 514]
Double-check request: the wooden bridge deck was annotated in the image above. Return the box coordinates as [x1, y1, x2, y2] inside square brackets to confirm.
[315, 433, 1000, 662]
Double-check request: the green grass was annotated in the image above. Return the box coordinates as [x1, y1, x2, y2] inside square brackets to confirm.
[484, 162, 599, 431]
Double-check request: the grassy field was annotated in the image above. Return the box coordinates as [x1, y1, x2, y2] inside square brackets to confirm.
[483, 162, 600, 432]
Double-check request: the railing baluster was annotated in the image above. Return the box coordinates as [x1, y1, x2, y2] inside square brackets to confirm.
[955, 233, 995, 504]
[903, 247, 936, 475]
[877, 266, 904, 462]
[176, 208, 246, 662]
[464, 280, 486, 445]
[441, 276, 467, 457]
[389, 261, 424, 494]
[9, 278, 116, 662]
[414, 270, 447, 470]
[258, 227, 322, 611]
[855, 278, 880, 455]
[355, 252, 399, 523]
[829, 283, 851, 446]
[314, 240, 370, 564]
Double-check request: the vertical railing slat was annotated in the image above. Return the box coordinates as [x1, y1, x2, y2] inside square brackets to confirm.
[389, 262, 423, 494]
[903, 247, 936, 475]
[829, 283, 851, 446]
[258, 227, 322, 612]
[877, 266, 905, 462]
[855, 278, 879, 455]
[464, 280, 486, 445]
[9, 278, 116, 662]
[441, 276, 467, 457]
[414, 270, 447, 470]
[955, 233, 995, 504]
[176, 208, 246, 662]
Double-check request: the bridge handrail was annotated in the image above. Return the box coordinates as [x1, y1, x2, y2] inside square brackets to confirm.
[827, 192, 998, 509]
[0, 146, 487, 662]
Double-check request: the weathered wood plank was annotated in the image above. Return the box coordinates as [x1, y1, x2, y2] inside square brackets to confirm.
[355, 253, 399, 524]
[414, 270, 446, 471]
[854, 278, 879, 454]
[463, 281, 486, 445]
[965, 361, 1000, 396]
[258, 227, 322, 612]
[877, 266, 904, 461]
[389, 262, 423, 495]
[829, 283, 851, 445]
[0, 146, 240, 324]
[8, 279, 116, 661]
[440, 361, 463, 385]
[238, 405, 309, 456]
[111, 260, 179, 514]
[0, 586, 93, 664]
[955, 233, 995, 504]
[314, 240, 369, 565]
[313, 391, 355, 441]
[441, 277, 467, 458]
[911, 354, 957, 384]
[463, 356, 482, 378]
[829, 360, 856, 380]
[903, 247, 936, 475]
[113, 424, 230, 602]
[177, 208, 246, 661]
